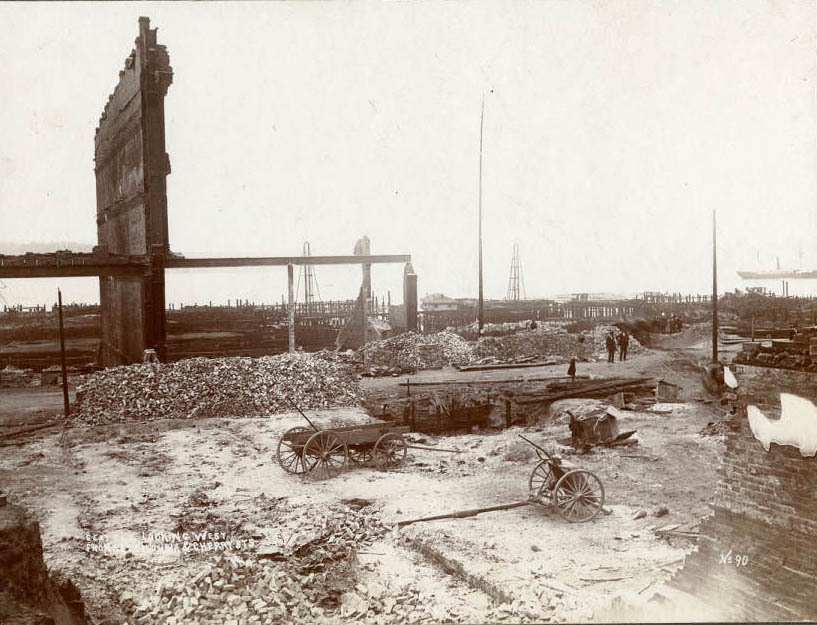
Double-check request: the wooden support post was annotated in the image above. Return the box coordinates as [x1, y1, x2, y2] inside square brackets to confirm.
[505, 399, 511, 429]
[361, 277, 368, 347]
[287, 263, 295, 352]
[712, 209, 718, 363]
[404, 262, 418, 332]
[57, 289, 70, 417]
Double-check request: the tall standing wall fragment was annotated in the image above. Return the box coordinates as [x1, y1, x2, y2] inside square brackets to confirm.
[94, 17, 172, 365]
[669, 364, 817, 621]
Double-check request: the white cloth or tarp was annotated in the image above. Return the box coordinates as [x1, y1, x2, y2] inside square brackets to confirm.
[723, 366, 738, 389]
[748, 393, 817, 457]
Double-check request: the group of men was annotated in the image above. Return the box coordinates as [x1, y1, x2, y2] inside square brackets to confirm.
[605, 329, 629, 363]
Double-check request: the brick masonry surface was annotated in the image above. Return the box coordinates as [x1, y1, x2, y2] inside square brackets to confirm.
[668, 365, 817, 620]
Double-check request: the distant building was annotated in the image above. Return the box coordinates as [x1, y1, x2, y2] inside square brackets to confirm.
[421, 293, 458, 312]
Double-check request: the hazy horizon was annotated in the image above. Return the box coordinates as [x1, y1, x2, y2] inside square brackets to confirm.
[2, 2, 816, 307]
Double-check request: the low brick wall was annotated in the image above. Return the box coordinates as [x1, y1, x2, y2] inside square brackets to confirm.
[731, 363, 817, 406]
[669, 366, 817, 621]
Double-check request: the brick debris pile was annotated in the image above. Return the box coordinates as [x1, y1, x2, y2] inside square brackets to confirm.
[732, 341, 816, 371]
[587, 325, 646, 358]
[474, 324, 645, 363]
[121, 504, 395, 625]
[74, 353, 362, 425]
[360, 331, 476, 373]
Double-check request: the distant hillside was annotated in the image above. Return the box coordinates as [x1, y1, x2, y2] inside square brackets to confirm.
[0, 241, 95, 254]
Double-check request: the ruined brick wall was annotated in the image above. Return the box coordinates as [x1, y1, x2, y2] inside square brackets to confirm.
[669, 365, 817, 621]
[732, 363, 817, 406]
[95, 17, 172, 365]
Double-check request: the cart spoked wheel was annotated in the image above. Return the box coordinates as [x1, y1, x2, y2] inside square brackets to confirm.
[553, 469, 605, 523]
[372, 433, 407, 469]
[528, 459, 556, 500]
[348, 447, 373, 464]
[277, 426, 315, 474]
[304, 431, 348, 480]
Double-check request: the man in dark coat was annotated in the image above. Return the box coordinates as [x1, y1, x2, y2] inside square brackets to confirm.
[617, 331, 630, 361]
[567, 358, 577, 382]
[605, 333, 616, 363]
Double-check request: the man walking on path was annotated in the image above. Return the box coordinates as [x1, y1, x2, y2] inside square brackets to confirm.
[605, 332, 616, 363]
[617, 331, 630, 361]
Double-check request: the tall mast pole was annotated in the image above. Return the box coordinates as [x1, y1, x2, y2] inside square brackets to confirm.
[712, 209, 718, 363]
[58, 289, 70, 417]
[478, 94, 485, 335]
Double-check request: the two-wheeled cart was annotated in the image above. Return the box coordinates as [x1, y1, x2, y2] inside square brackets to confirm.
[520, 435, 606, 523]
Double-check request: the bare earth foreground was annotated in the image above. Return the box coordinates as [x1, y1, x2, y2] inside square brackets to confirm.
[0, 332, 725, 624]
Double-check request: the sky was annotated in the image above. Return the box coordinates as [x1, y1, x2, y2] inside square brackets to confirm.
[1, 0, 816, 307]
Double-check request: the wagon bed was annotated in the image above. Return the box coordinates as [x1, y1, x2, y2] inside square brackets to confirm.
[277, 420, 410, 479]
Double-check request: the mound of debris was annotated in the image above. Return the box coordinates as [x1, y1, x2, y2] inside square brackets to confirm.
[123, 504, 389, 625]
[74, 353, 362, 425]
[587, 325, 646, 358]
[473, 324, 645, 363]
[360, 331, 476, 372]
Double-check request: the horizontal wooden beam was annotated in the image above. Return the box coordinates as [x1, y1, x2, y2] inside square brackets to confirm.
[0, 253, 412, 279]
[165, 254, 411, 269]
[0, 263, 147, 279]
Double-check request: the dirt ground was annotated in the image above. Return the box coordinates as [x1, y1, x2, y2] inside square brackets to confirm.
[0, 327, 729, 623]
[0, 385, 76, 426]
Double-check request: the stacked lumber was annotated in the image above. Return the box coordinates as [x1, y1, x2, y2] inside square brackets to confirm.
[74, 353, 361, 425]
[515, 377, 655, 405]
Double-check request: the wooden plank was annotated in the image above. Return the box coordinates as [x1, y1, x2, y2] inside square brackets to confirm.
[284, 422, 409, 445]
[396, 501, 531, 527]
[517, 377, 654, 405]
[166, 254, 410, 269]
[456, 361, 558, 372]
[341, 426, 410, 445]
[396, 375, 590, 387]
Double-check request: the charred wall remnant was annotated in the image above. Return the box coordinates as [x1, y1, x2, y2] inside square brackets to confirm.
[94, 16, 172, 366]
[0, 503, 87, 624]
[669, 365, 817, 620]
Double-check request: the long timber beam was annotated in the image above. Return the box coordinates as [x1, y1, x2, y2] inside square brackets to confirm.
[0, 254, 413, 279]
[0, 263, 147, 279]
[165, 254, 411, 269]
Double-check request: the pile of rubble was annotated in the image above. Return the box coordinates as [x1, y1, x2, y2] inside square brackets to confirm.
[360, 331, 475, 372]
[74, 353, 362, 425]
[359, 324, 646, 374]
[474, 323, 644, 363]
[732, 344, 816, 371]
[0, 365, 36, 387]
[123, 504, 389, 625]
[587, 325, 646, 358]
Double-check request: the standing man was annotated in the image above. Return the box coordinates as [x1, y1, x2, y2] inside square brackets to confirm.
[618, 330, 630, 361]
[605, 332, 616, 364]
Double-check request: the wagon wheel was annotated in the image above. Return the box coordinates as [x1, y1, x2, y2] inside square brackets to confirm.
[348, 446, 373, 464]
[304, 431, 348, 480]
[277, 426, 314, 474]
[553, 469, 605, 523]
[372, 433, 407, 469]
[528, 460, 556, 500]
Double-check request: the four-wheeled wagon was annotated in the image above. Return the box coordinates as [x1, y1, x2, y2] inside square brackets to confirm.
[277, 421, 410, 480]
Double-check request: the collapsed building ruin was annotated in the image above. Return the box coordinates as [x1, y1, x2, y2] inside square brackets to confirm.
[668, 365, 817, 620]
[0, 17, 417, 367]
